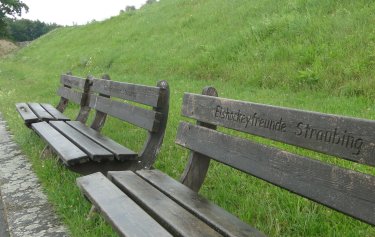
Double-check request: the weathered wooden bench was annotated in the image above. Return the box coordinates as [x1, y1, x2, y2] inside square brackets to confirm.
[16, 73, 92, 127]
[30, 76, 169, 174]
[77, 86, 375, 236]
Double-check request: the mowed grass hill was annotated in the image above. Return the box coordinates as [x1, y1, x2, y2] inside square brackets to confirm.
[0, 0, 374, 236]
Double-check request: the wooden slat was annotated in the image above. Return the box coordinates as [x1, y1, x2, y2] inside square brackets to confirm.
[91, 79, 161, 107]
[89, 95, 161, 132]
[40, 103, 70, 121]
[31, 122, 88, 165]
[67, 121, 138, 161]
[175, 122, 375, 225]
[182, 93, 375, 167]
[57, 87, 83, 104]
[77, 172, 172, 237]
[137, 169, 265, 237]
[50, 121, 114, 162]
[109, 171, 222, 237]
[15, 103, 39, 124]
[60, 74, 86, 89]
[27, 102, 54, 121]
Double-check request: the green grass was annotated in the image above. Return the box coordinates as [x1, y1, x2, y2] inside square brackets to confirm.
[1, 0, 375, 236]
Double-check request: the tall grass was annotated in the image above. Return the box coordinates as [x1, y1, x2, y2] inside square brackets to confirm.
[0, 0, 375, 236]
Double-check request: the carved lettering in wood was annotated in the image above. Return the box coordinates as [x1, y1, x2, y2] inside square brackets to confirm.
[214, 105, 287, 132]
[295, 122, 363, 155]
[214, 105, 364, 155]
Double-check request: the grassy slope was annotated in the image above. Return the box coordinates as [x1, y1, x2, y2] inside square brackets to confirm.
[0, 0, 375, 236]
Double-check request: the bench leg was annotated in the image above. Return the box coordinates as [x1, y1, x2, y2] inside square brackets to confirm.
[40, 145, 54, 159]
[86, 205, 97, 220]
[136, 80, 170, 170]
[180, 86, 218, 192]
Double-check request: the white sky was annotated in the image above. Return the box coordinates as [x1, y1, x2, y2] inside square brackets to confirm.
[19, 0, 148, 26]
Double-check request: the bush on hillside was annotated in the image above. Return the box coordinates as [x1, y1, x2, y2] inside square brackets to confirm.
[2, 18, 61, 42]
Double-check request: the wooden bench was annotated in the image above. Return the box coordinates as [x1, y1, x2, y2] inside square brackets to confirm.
[30, 76, 169, 174]
[16, 73, 92, 127]
[77, 86, 375, 236]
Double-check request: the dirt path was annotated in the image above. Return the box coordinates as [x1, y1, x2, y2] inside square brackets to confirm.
[0, 114, 69, 236]
[0, 40, 19, 57]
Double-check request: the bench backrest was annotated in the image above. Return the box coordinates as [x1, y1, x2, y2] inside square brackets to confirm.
[88, 78, 170, 169]
[56, 73, 92, 123]
[177, 87, 375, 226]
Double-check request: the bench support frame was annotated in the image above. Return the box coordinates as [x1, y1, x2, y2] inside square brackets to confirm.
[42, 73, 95, 159]
[180, 86, 217, 192]
[135, 80, 170, 170]
[61, 80, 169, 175]
[56, 72, 92, 124]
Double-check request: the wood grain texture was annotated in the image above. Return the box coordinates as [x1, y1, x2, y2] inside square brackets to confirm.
[175, 122, 375, 225]
[31, 122, 88, 165]
[40, 103, 70, 121]
[77, 172, 172, 237]
[90, 75, 111, 132]
[15, 103, 39, 125]
[136, 80, 170, 170]
[56, 97, 69, 113]
[60, 74, 86, 89]
[75, 75, 93, 123]
[56, 72, 73, 113]
[89, 95, 161, 132]
[91, 79, 161, 107]
[27, 102, 54, 121]
[57, 87, 83, 104]
[180, 86, 218, 191]
[137, 169, 265, 237]
[67, 121, 138, 161]
[182, 93, 375, 166]
[109, 171, 222, 237]
[50, 121, 114, 162]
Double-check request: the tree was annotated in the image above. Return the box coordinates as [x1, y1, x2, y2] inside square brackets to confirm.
[125, 6, 136, 12]
[0, 0, 28, 18]
[6, 18, 60, 41]
[0, 0, 28, 38]
[146, 0, 157, 4]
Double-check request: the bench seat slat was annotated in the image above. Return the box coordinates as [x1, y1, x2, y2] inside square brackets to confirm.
[89, 95, 161, 132]
[67, 121, 138, 161]
[108, 171, 222, 237]
[31, 122, 88, 165]
[176, 122, 375, 225]
[15, 103, 39, 125]
[50, 121, 114, 162]
[28, 102, 54, 121]
[136, 169, 265, 237]
[40, 103, 70, 121]
[77, 172, 172, 237]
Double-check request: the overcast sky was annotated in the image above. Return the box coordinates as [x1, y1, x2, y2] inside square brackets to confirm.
[20, 0, 148, 26]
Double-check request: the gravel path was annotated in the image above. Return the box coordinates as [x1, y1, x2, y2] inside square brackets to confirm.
[0, 113, 69, 237]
